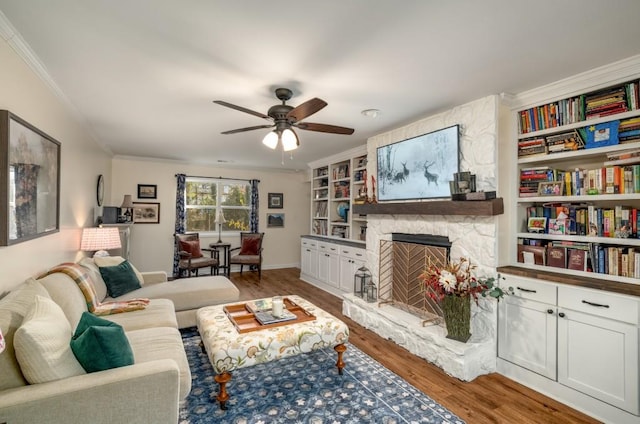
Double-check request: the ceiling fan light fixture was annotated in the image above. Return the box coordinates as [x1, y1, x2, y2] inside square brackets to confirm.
[281, 128, 299, 151]
[262, 130, 278, 149]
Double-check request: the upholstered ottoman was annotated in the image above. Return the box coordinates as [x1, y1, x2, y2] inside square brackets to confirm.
[196, 295, 349, 409]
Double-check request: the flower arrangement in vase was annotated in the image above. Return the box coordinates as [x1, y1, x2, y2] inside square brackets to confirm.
[420, 257, 511, 342]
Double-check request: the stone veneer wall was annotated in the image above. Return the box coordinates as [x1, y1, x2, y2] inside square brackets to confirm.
[347, 95, 502, 378]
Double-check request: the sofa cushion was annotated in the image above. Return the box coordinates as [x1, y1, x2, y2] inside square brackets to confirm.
[99, 260, 142, 297]
[111, 275, 240, 313]
[14, 296, 86, 384]
[179, 240, 203, 258]
[70, 312, 134, 372]
[100, 298, 178, 331]
[126, 326, 191, 399]
[93, 256, 144, 287]
[37, 272, 89, 331]
[0, 279, 51, 390]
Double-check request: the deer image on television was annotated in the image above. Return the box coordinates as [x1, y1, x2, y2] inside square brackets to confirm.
[392, 162, 409, 183]
[423, 161, 438, 186]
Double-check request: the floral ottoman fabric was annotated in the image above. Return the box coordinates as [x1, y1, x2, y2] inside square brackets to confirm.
[196, 295, 349, 374]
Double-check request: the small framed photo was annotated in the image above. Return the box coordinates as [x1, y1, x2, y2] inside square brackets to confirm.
[538, 181, 564, 196]
[528, 217, 547, 233]
[132, 202, 160, 224]
[268, 193, 283, 209]
[137, 184, 157, 199]
[267, 213, 284, 228]
[548, 218, 567, 235]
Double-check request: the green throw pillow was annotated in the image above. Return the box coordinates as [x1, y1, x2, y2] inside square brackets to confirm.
[70, 312, 134, 373]
[98, 260, 141, 298]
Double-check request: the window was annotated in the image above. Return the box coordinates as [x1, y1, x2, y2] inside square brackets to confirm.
[185, 177, 251, 233]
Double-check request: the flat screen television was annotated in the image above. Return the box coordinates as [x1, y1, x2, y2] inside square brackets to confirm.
[376, 124, 459, 201]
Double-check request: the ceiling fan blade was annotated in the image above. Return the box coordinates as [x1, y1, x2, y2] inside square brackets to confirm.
[221, 124, 274, 135]
[296, 122, 355, 135]
[287, 98, 327, 122]
[213, 100, 271, 120]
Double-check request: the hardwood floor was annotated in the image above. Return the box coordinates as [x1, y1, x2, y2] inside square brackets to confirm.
[229, 267, 601, 424]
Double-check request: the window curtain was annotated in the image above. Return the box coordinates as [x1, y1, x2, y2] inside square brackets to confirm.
[250, 179, 259, 232]
[173, 173, 186, 278]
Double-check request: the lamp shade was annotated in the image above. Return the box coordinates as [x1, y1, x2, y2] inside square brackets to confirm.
[262, 131, 278, 149]
[215, 209, 226, 225]
[80, 227, 122, 252]
[121, 195, 133, 209]
[281, 128, 299, 151]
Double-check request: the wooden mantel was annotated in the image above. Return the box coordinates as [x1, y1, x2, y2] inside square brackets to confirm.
[352, 198, 504, 216]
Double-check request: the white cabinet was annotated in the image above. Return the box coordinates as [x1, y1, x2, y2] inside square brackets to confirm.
[338, 245, 366, 292]
[498, 275, 557, 380]
[557, 286, 639, 414]
[317, 242, 340, 288]
[498, 273, 640, 418]
[300, 238, 318, 280]
[300, 237, 365, 295]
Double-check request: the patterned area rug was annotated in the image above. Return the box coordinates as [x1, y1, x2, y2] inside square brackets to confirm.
[179, 328, 464, 424]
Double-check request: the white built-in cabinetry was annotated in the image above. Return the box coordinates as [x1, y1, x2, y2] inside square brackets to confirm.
[300, 236, 365, 296]
[498, 273, 640, 422]
[308, 146, 368, 242]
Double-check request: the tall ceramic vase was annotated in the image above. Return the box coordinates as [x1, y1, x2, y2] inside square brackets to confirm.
[442, 295, 471, 342]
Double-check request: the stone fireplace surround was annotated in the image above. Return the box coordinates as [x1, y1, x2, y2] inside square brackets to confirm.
[342, 95, 501, 381]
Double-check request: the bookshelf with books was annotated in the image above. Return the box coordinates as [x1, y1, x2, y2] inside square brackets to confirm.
[512, 71, 640, 286]
[308, 146, 367, 242]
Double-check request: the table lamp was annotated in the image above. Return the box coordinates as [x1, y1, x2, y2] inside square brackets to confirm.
[215, 209, 226, 243]
[121, 194, 134, 222]
[80, 227, 122, 257]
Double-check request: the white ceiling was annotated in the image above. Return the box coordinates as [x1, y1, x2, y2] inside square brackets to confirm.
[2, 1, 640, 171]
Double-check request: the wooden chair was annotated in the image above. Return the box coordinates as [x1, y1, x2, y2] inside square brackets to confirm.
[175, 233, 219, 277]
[229, 232, 264, 280]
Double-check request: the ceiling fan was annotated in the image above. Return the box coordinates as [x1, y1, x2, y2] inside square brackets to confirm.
[214, 88, 355, 151]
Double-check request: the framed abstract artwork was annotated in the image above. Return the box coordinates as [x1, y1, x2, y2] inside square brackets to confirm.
[0, 110, 61, 245]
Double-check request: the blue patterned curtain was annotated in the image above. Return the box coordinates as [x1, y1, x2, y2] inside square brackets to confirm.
[250, 179, 259, 232]
[173, 173, 186, 277]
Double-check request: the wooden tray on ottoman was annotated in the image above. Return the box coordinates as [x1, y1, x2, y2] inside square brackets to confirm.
[223, 297, 316, 333]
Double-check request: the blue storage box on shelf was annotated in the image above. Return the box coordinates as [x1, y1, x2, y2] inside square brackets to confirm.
[584, 120, 619, 149]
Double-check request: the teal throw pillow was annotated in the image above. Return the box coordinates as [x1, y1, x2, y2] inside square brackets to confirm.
[98, 260, 141, 298]
[70, 312, 134, 373]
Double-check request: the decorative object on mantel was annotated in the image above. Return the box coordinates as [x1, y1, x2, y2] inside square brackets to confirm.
[448, 171, 497, 201]
[367, 175, 377, 204]
[420, 258, 512, 342]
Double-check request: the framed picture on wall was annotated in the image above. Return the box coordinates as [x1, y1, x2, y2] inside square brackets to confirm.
[267, 213, 284, 228]
[137, 184, 157, 199]
[132, 202, 160, 224]
[268, 193, 283, 209]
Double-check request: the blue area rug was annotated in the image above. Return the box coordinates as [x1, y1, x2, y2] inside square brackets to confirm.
[179, 328, 464, 424]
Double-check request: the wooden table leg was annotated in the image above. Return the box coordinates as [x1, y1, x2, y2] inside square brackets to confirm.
[214, 372, 232, 410]
[334, 343, 346, 375]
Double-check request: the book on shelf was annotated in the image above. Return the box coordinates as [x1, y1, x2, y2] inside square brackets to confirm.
[517, 244, 546, 265]
[547, 246, 567, 268]
[567, 249, 588, 271]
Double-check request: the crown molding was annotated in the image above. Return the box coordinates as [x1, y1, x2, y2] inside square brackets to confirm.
[510, 54, 640, 110]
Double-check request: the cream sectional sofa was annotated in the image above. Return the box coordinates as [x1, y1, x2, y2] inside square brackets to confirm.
[0, 259, 240, 424]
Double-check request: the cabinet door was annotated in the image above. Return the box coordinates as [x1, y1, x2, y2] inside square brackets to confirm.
[498, 296, 557, 380]
[327, 252, 340, 288]
[339, 256, 364, 292]
[558, 308, 639, 414]
[301, 246, 318, 278]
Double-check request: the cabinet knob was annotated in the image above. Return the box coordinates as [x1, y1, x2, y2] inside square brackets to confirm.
[547, 309, 554, 314]
[558, 312, 566, 318]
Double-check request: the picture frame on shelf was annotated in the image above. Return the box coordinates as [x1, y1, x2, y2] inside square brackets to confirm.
[537, 181, 564, 196]
[132, 202, 160, 224]
[268, 193, 283, 209]
[376, 124, 459, 201]
[137, 184, 157, 199]
[267, 213, 284, 228]
[527, 217, 547, 233]
[0, 110, 61, 246]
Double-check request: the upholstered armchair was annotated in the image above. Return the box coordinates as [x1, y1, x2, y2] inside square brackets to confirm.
[175, 233, 219, 277]
[229, 232, 264, 280]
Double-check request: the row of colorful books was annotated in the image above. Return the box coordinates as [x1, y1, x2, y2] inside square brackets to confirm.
[518, 239, 640, 279]
[518, 79, 640, 134]
[518, 130, 586, 158]
[519, 162, 640, 197]
[526, 203, 639, 238]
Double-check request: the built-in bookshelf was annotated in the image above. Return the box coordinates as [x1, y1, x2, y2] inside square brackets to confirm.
[514, 74, 640, 285]
[308, 147, 367, 242]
